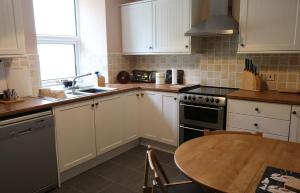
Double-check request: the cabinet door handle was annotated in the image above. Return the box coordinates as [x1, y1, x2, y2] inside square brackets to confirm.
[254, 123, 258, 127]
[141, 93, 144, 97]
[91, 104, 95, 109]
[292, 111, 297, 115]
[239, 30, 245, 47]
[185, 45, 189, 48]
[136, 94, 140, 97]
[95, 103, 99, 107]
[174, 97, 177, 101]
[255, 108, 259, 112]
[149, 46, 153, 50]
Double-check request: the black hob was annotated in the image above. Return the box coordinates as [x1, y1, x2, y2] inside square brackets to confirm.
[179, 85, 238, 107]
[180, 85, 237, 97]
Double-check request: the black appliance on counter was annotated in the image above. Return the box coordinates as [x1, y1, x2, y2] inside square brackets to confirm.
[179, 85, 237, 144]
[165, 70, 184, 84]
[130, 70, 156, 83]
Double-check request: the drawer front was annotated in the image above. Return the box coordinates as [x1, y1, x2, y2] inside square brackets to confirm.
[227, 127, 258, 133]
[227, 127, 288, 141]
[228, 99, 291, 120]
[227, 113, 290, 137]
[263, 133, 289, 141]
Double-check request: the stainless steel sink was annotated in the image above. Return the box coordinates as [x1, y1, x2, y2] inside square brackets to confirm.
[79, 88, 107, 94]
[65, 87, 116, 97]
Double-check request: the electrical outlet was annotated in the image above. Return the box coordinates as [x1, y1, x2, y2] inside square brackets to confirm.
[264, 73, 275, 81]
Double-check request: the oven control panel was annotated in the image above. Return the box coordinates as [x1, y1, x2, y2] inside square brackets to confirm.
[179, 94, 226, 107]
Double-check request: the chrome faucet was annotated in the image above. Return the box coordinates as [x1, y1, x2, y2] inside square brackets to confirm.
[70, 73, 92, 94]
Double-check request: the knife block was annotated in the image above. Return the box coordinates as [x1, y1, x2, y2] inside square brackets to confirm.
[241, 71, 264, 92]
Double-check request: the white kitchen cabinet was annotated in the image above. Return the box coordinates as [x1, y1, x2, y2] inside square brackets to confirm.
[227, 99, 292, 141]
[160, 94, 178, 146]
[54, 100, 96, 172]
[122, 92, 140, 143]
[153, 0, 190, 53]
[121, 0, 153, 54]
[238, 0, 300, 53]
[140, 91, 179, 146]
[140, 91, 162, 141]
[0, 0, 25, 55]
[95, 96, 124, 155]
[290, 105, 300, 143]
[227, 99, 291, 120]
[121, 0, 198, 55]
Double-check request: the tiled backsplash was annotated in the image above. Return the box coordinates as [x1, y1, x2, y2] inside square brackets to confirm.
[2, 36, 300, 96]
[107, 53, 135, 83]
[0, 55, 41, 96]
[111, 36, 300, 90]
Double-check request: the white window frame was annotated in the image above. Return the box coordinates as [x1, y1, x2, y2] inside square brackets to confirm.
[35, 0, 81, 86]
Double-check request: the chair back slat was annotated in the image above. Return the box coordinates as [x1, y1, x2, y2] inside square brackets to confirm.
[143, 146, 171, 193]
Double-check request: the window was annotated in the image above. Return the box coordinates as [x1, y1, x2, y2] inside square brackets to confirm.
[33, 0, 79, 83]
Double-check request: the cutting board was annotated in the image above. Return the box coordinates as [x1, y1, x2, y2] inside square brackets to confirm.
[5, 66, 32, 97]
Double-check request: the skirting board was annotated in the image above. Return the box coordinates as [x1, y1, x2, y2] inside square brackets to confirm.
[59, 138, 178, 184]
[139, 138, 177, 154]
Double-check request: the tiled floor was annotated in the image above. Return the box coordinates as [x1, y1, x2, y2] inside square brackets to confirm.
[50, 146, 187, 193]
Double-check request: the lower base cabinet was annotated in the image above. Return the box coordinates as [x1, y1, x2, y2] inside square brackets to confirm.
[227, 99, 292, 141]
[123, 92, 140, 143]
[95, 92, 140, 155]
[54, 100, 96, 172]
[55, 90, 179, 172]
[95, 96, 124, 155]
[290, 105, 300, 143]
[141, 91, 178, 146]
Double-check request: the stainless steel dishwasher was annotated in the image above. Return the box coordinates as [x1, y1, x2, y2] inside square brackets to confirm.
[0, 109, 58, 193]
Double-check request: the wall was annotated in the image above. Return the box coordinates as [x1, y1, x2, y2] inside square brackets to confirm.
[106, 0, 123, 53]
[77, 0, 108, 85]
[105, 0, 134, 83]
[128, 36, 300, 90]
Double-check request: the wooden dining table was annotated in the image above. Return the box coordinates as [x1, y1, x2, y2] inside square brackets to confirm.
[174, 134, 300, 193]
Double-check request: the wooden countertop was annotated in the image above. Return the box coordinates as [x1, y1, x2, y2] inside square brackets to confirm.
[227, 89, 300, 105]
[0, 97, 54, 117]
[0, 83, 188, 117]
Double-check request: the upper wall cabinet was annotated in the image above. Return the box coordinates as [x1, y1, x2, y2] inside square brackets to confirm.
[153, 0, 190, 53]
[238, 0, 300, 53]
[121, 0, 196, 55]
[121, 0, 153, 54]
[0, 0, 25, 56]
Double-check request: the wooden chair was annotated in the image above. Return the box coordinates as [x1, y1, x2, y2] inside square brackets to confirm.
[204, 129, 263, 137]
[143, 146, 204, 193]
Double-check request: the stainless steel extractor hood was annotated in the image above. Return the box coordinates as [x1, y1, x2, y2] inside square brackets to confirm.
[185, 0, 239, 37]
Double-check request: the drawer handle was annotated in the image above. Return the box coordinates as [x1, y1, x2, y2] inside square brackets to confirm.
[255, 108, 259, 112]
[254, 123, 258, 127]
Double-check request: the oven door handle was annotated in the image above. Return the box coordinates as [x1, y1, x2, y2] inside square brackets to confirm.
[180, 103, 224, 111]
[179, 125, 205, 132]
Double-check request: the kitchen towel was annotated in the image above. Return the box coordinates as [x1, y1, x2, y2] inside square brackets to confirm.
[172, 68, 178, 85]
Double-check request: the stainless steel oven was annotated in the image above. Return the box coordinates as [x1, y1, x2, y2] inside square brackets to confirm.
[179, 125, 206, 145]
[179, 103, 225, 131]
[178, 89, 232, 144]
